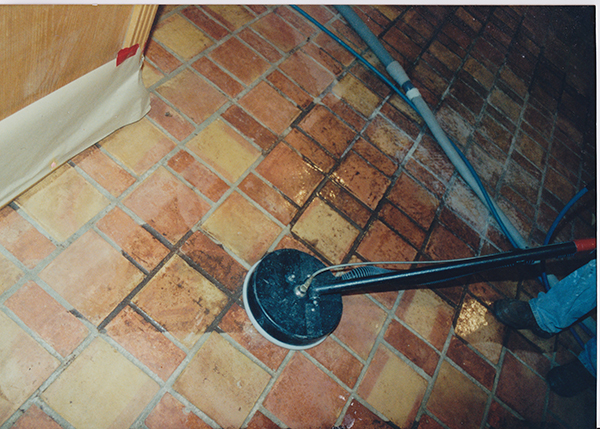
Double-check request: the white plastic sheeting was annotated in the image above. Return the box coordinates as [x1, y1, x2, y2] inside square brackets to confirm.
[0, 50, 150, 208]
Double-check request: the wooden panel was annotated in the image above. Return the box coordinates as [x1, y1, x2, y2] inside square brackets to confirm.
[0, 5, 133, 121]
[123, 5, 159, 48]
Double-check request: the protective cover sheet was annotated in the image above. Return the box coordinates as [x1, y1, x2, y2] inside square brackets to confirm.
[0, 50, 150, 208]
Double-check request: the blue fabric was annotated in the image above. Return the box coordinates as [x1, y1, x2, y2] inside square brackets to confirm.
[529, 259, 597, 375]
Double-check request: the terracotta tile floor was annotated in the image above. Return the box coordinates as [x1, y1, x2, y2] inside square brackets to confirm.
[0, 5, 596, 429]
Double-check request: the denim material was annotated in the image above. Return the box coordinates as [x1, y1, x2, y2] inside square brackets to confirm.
[530, 259, 596, 375]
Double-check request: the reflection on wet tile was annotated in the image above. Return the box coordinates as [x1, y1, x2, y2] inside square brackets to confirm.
[42, 338, 159, 429]
[174, 332, 270, 428]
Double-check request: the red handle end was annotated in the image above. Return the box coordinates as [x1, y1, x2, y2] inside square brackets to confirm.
[574, 238, 596, 253]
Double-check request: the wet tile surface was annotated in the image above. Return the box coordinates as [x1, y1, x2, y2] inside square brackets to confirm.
[0, 5, 594, 429]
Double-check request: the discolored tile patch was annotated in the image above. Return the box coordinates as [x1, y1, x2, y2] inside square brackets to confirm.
[333, 151, 390, 209]
[152, 14, 213, 60]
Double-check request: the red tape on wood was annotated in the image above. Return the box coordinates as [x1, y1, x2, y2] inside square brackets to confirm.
[116, 44, 139, 66]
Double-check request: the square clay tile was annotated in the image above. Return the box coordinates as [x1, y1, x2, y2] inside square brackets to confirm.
[145, 393, 212, 429]
[238, 28, 283, 63]
[147, 93, 196, 141]
[218, 303, 288, 371]
[156, 69, 228, 125]
[97, 208, 170, 272]
[357, 344, 428, 428]
[0, 206, 55, 269]
[396, 289, 454, 351]
[263, 353, 348, 428]
[496, 353, 548, 421]
[245, 411, 280, 429]
[353, 138, 398, 176]
[444, 179, 489, 232]
[0, 311, 60, 424]
[186, 119, 261, 183]
[181, 231, 247, 292]
[446, 335, 496, 390]
[306, 336, 364, 388]
[132, 255, 228, 348]
[173, 332, 271, 428]
[152, 14, 213, 60]
[16, 165, 109, 243]
[454, 294, 505, 364]
[191, 57, 244, 97]
[298, 105, 356, 157]
[426, 360, 488, 429]
[379, 203, 427, 249]
[181, 6, 229, 41]
[167, 150, 229, 202]
[341, 399, 397, 429]
[255, 142, 323, 206]
[145, 39, 183, 74]
[357, 220, 418, 265]
[285, 129, 336, 173]
[5, 281, 88, 357]
[387, 173, 440, 229]
[100, 117, 176, 176]
[425, 223, 475, 261]
[332, 294, 387, 360]
[364, 115, 415, 161]
[41, 338, 159, 429]
[142, 61, 164, 88]
[279, 50, 336, 96]
[267, 70, 313, 109]
[239, 173, 297, 224]
[332, 73, 383, 118]
[0, 253, 23, 295]
[105, 306, 186, 381]
[201, 192, 282, 264]
[333, 152, 391, 209]
[384, 319, 439, 376]
[73, 145, 136, 197]
[292, 198, 359, 264]
[221, 105, 278, 151]
[39, 230, 144, 326]
[203, 5, 254, 32]
[239, 81, 301, 135]
[11, 404, 63, 429]
[209, 37, 270, 85]
[251, 12, 305, 53]
[123, 167, 210, 244]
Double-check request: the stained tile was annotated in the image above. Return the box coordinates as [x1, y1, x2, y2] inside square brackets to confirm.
[384, 319, 439, 376]
[152, 14, 213, 60]
[307, 336, 364, 388]
[11, 404, 63, 429]
[5, 281, 88, 357]
[239, 81, 301, 134]
[239, 173, 297, 224]
[506, 331, 551, 376]
[486, 400, 534, 429]
[39, 230, 144, 325]
[426, 360, 488, 429]
[357, 220, 418, 266]
[245, 411, 280, 429]
[341, 400, 396, 428]
[396, 289, 454, 351]
[279, 50, 336, 96]
[219, 303, 288, 371]
[299, 105, 356, 157]
[267, 70, 313, 109]
[156, 69, 228, 125]
[145, 393, 212, 429]
[203, 5, 254, 32]
[123, 167, 210, 244]
[379, 203, 427, 249]
[97, 207, 170, 271]
[388, 173, 440, 229]
[333, 294, 387, 360]
[334, 151, 390, 209]
[191, 57, 244, 97]
[0, 206, 55, 269]
[495, 352, 547, 421]
[357, 344, 428, 428]
[364, 115, 415, 161]
[174, 332, 271, 428]
[256, 142, 323, 206]
[455, 294, 505, 363]
[425, 223, 475, 261]
[319, 180, 371, 228]
[202, 192, 281, 264]
[292, 198, 359, 264]
[168, 152, 228, 202]
[252, 12, 305, 53]
[210, 37, 269, 85]
[42, 338, 159, 429]
[147, 93, 196, 141]
[0, 311, 60, 425]
[16, 165, 109, 242]
[221, 105, 278, 151]
[132, 255, 228, 348]
[181, 231, 247, 292]
[353, 138, 398, 177]
[548, 387, 597, 429]
[332, 74, 383, 118]
[264, 353, 348, 428]
[186, 119, 260, 183]
[323, 93, 368, 132]
[105, 306, 185, 381]
[101, 117, 175, 176]
[446, 336, 496, 390]
[0, 253, 22, 295]
[73, 145, 136, 197]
